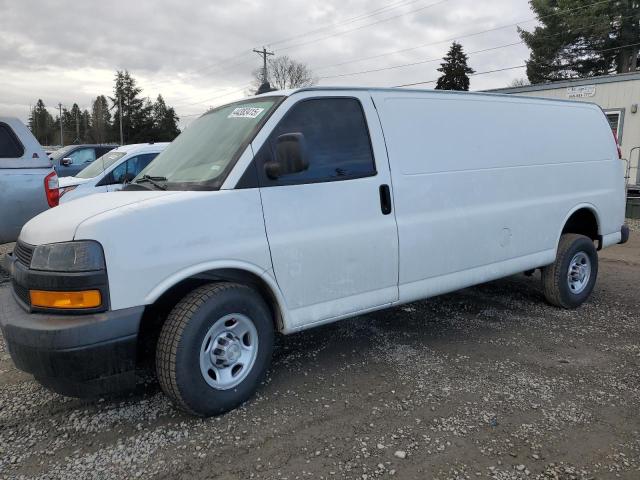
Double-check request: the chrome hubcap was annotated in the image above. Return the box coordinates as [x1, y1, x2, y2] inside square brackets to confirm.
[567, 252, 591, 295]
[199, 314, 258, 390]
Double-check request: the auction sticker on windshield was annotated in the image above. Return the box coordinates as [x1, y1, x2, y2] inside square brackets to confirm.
[228, 107, 265, 119]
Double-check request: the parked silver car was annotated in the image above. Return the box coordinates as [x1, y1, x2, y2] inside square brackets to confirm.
[0, 117, 58, 244]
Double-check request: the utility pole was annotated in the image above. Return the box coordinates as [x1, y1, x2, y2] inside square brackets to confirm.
[118, 96, 124, 146]
[253, 47, 274, 84]
[75, 109, 80, 143]
[58, 103, 63, 147]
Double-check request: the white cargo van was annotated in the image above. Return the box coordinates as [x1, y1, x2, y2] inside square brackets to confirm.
[0, 88, 629, 416]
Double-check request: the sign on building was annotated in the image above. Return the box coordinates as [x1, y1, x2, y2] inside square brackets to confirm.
[567, 85, 596, 98]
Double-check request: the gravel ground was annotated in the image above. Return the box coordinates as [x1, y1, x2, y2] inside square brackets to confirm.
[0, 243, 13, 285]
[627, 218, 640, 232]
[0, 234, 638, 480]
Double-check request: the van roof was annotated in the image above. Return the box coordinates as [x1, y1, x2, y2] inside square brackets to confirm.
[255, 86, 598, 108]
[112, 142, 170, 154]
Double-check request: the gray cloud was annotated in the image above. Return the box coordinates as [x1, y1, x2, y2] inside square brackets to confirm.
[0, 0, 534, 124]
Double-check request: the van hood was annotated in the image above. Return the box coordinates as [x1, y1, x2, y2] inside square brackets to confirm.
[20, 191, 182, 245]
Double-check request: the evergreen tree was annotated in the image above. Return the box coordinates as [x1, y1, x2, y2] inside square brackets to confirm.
[69, 103, 82, 143]
[54, 107, 75, 146]
[80, 109, 91, 143]
[28, 99, 55, 145]
[152, 95, 180, 141]
[90, 95, 111, 143]
[519, 0, 640, 83]
[435, 42, 475, 91]
[134, 97, 155, 143]
[110, 70, 149, 144]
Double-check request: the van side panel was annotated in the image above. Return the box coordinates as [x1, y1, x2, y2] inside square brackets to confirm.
[372, 92, 624, 303]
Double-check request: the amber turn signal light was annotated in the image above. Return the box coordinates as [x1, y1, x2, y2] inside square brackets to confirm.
[30, 290, 102, 309]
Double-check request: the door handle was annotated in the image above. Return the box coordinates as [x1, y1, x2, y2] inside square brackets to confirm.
[379, 184, 392, 215]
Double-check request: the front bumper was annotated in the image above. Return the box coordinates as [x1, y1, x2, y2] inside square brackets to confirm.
[0, 284, 144, 397]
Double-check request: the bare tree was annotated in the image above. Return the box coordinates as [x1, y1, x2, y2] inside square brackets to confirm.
[508, 78, 530, 88]
[251, 56, 317, 93]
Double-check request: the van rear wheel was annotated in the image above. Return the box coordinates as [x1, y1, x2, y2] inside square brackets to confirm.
[541, 234, 598, 309]
[156, 282, 274, 416]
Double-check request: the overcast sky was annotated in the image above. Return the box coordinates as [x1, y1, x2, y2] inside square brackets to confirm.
[0, 0, 535, 128]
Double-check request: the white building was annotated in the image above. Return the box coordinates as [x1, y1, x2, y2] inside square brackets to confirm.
[490, 72, 640, 189]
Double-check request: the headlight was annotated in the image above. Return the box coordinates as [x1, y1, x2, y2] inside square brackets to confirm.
[30, 241, 105, 272]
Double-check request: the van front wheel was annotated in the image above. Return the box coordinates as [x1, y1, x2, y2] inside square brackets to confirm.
[541, 234, 598, 309]
[156, 282, 274, 416]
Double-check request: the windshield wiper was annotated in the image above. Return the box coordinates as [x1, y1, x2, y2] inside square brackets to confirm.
[135, 175, 168, 191]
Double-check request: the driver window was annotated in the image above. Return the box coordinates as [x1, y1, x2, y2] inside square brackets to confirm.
[112, 153, 159, 184]
[256, 97, 376, 186]
[69, 147, 96, 165]
[111, 160, 128, 184]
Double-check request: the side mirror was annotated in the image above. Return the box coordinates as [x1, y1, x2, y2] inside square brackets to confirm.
[264, 160, 281, 180]
[265, 133, 308, 179]
[61, 157, 73, 167]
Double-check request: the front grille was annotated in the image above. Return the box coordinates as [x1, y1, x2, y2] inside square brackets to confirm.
[12, 280, 30, 306]
[14, 241, 34, 267]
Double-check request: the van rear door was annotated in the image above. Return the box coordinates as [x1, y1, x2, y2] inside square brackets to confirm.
[252, 92, 399, 329]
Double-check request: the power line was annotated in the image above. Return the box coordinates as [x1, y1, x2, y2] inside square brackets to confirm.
[171, 0, 446, 83]
[314, 0, 616, 72]
[174, 41, 640, 118]
[170, 41, 640, 123]
[166, 0, 617, 114]
[129, 0, 615, 98]
[173, 85, 251, 109]
[319, 41, 525, 80]
[267, 0, 431, 48]
[394, 64, 527, 88]
[392, 41, 640, 89]
[318, 12, 637, 81]
[140, 53, 255, 90]
[278, 0, 451, 53]
[144, 0, 445, 90]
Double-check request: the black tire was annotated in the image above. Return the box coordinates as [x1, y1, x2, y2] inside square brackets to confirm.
[156, 282, 274, 416]
[541, 233, 598, 309]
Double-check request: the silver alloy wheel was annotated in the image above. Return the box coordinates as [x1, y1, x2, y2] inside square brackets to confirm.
[199, 313, 259, 390]
[567, 251, 591, 295]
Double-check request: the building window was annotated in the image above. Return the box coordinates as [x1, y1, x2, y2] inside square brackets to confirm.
[604, 109, 624, 143]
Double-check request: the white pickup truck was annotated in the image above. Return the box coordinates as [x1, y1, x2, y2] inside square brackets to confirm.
[0, 88, 629, 416]
[0, 117, 58, 244]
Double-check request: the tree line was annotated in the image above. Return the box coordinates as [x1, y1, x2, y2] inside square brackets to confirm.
[28, 71, 180, 146]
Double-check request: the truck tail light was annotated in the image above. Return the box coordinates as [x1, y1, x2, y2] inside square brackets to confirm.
[44, 171, 60, 207]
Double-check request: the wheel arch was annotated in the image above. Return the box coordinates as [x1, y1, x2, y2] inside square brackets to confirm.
[557, 204, 602, 249]
[136, 262, 291, 367]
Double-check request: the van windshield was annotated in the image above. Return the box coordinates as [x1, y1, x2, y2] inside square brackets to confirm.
[76, 151, 126, 179]
[134, 97, 281, 190]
